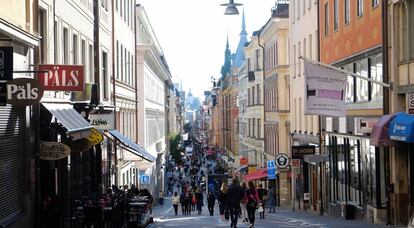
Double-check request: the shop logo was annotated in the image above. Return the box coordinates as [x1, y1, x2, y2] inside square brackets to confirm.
[6, 78, 44, 106]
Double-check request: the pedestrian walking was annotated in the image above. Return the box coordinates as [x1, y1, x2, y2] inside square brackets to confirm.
[240, 182, 248, 223]
[226, 177, 244, 228]
[257, 184, 267, 219]
[186, 191, 192, 215]
[195, 188, 204, 215]
[267, 186, 276, 213]
[245, 181, 259, 228]
[159, 190, 165, 205]
[207, 191, 216, 216]
[172, 192, 180, 215]
[218, 183, 228, 221]
[180, 191, 186, 215]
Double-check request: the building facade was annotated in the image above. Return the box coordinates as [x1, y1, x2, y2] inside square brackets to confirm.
[319, 0, 385, 223]
[261, 2, 291, 208]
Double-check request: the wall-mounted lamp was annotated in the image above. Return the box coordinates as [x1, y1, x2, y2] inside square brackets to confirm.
[220, 0, 243, 15]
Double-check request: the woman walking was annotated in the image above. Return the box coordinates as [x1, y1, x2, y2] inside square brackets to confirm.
[240, 182, 248, 223]
[172, 192, 180, 215]
[218, 183, 228, 221]
[195, 188, 204, 215]
[267, 186, 276, 213]
[245, 181, 259, 228]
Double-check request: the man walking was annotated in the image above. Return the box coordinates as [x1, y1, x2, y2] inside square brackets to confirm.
[226, 177, 244, 228]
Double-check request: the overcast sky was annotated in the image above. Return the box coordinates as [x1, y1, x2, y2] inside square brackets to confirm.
[138, 0, 276, 99]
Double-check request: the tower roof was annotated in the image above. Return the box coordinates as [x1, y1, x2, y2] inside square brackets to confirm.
[232, 9, 248, 68]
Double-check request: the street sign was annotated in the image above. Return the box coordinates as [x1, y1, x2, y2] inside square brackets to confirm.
[166, 172, 173, 177]
[408, 93, 414, 114]
[291, 159, 301, 168]
[140, 175, 150, 184]
[275, 153, 289, 168]
[0, 47, 13, 80]
[267, 167, 277, 180]
[267, 160, 275, 169]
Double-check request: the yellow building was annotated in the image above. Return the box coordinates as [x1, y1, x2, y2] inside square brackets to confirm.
[260, 2, 291, 207]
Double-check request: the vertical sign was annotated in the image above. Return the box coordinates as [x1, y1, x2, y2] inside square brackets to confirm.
[408, 93, 414, 114]
[0, 47, 13, 81]
[267, 160, 277, 180]
[140, 175, 150, 184]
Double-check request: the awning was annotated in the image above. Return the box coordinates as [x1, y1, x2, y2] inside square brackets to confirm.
[388, 112, 414, 143]
[107, 130, 156, 162]
[243, 168, 268, 182]
[370, 113, 399, 146]
[42, 103, 92, 140]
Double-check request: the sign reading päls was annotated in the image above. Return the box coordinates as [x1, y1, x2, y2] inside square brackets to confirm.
[38, 64, 84, 91]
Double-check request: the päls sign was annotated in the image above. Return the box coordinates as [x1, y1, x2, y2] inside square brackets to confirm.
[38, 64, 84, 91]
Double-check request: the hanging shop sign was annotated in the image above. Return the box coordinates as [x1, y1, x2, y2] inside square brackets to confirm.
[140, 175, 150, 184]
[87, 128, 104, 146]
[38, 64, 84, 91]
[408, 93, 414, 114]
[89, 110, 115, 130]
[0, 46, 13, 80]
[39, 141, 71, 160]
[275, 153, 290, 168]
[292, 145, 315, 159]
[6, 78, 44, 106]
[67, 138, 94, 152]
[240, 157, 248, 166]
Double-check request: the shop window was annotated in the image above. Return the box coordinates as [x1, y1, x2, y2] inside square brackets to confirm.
[397, 1, 414, 62]
[370, 54, 383, 102]
[355, 59, 369, 102]
[343, 63, 354, 103]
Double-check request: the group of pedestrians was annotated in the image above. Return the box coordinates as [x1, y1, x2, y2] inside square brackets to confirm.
[216, 177, 276, 228]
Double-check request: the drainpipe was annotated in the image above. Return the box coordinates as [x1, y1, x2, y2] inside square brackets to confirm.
[381, 0, 391, 225]
[111, 0, 118, 186]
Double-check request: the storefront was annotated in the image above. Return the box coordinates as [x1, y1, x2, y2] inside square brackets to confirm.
[387, 112, 414, 225]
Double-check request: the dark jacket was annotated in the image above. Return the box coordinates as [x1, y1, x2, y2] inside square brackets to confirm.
[195, 192, 203, 205]
[218, 191, 227, 205]
[226, 183, 244, 209]
[207, 193, 216, 206]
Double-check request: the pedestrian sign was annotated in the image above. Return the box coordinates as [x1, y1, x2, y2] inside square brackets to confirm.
[267, 160, 275, 169]
[140, 175, 150, 184]
[267, 168, 277, 180]
[166, 172, 173, 177]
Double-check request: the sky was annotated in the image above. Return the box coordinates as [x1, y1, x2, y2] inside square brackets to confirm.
[138, 0, 277, 99]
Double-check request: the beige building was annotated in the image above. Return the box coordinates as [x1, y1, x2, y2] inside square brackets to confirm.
[238, 32, 265, 172]
[289, 0, 320, 212]
[260, 2, 290, 207]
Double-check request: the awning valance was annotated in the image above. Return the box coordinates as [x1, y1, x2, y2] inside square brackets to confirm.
[370, 113, 399, 147]
[42, 103, 92, 140]
[388, 112, 414, 143]
[243, 168, 267, 182]
[107, 130, 156, 162]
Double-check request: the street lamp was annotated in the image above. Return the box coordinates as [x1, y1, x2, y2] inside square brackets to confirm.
[220, 0, 243, 15]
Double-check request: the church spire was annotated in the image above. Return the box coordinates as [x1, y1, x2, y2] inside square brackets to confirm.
[221, 34, 232, 78]
[240, 9, 247, 36]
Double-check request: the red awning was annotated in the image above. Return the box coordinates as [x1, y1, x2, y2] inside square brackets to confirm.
[370, 113, 399, 147]
[243, 168, 268, 182]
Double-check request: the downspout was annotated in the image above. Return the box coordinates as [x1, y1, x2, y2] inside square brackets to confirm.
[317, 0, 324, 216]
[111, 0, 118, 186]
[382, 0, 390, 225]
[134, 3, 139, 144]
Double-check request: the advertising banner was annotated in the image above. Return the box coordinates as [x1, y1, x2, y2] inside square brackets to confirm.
[304, 61, 347, 117]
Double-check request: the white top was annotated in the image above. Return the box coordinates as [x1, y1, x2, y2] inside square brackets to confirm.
[172, 195, 180, 205]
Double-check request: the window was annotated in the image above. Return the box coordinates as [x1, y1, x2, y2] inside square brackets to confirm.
[324, 3, 329, 36]
[252, 118, 256, 137]
[293, 45, 296, 77]
[356, 58, 369, 102]
[309, 34, 312, 60]
[255, 49, 260, 70]
[81, 40, 86, 73]
[303, 38, 306, 58]
[248, 88, 250, 106]
[345, 0, 350, 25]
[124, 0, 127, 21]
[343, 63, 355, 103]
[308, 0, 311, 10]
[292, 0, 295, 22]
[121, 45, 124, 81]
[120, 0, 123, 17]
[397, 1, 414, 62]
[303, 0, 306, 14]
[252, 86, 255, 105]
[89, 44, 93, 83]
[247, 58, 251, 71]
[54, 20, 58, 64]
[63, 27, 68, 64]
[257, 84, 261, 104]
[72, 34, 78, 64]
[116, 41, 119, 79]
[334, 0, 339, 31]
[257, 119, 261, 138]
[102, 51, 108, 100]
[298, 41, 301, 76]
[297, 0, 300, 19]
[357, 0, 364, 17]
[372, 0, 379, 8]
[38, 9, 46, 63]
[370, 54, 383, 101]
[101, 0, 108, 10]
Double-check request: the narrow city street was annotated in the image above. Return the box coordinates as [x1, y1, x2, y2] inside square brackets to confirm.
[149, 197, 387, 228]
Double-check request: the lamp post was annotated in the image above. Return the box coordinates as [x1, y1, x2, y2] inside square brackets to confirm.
[220, 0, 243, 15]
